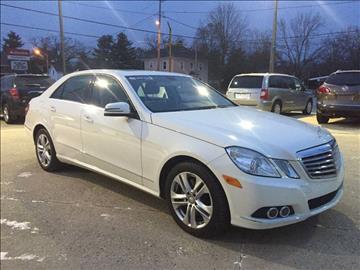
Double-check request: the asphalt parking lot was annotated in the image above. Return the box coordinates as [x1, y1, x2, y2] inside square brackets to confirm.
[1, 114, 359, 270]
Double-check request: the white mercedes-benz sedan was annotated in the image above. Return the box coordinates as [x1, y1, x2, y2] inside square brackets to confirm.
[25, 70, 344, 237]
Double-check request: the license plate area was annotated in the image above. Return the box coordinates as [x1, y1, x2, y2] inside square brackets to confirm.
[235, 93, 251, 100]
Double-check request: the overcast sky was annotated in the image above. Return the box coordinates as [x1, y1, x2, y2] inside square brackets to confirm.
[1, 0, 359, 50]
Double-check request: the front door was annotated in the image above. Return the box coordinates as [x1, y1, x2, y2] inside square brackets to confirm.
[80, 75, 143, 184]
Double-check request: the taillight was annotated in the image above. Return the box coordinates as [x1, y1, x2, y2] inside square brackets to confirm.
[260, 88, 269, 100]
[317, 85, 330, 94]
[9, 87, 20, 99]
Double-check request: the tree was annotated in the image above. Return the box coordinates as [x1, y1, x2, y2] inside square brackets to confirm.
[316, 26, 360, 75]
[94, 35, 115, 68]
[2, 31, 24, 51]
[278, 12, 323, 77]
[194, 2, 248, 90]
[112, 32, 137, 69]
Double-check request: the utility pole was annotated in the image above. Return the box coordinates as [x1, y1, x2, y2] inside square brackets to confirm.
[269, 0, 278, 73]
[167, 22, 172, 72]
[58, 0, 66, 75]
[156, 0, 162, 71]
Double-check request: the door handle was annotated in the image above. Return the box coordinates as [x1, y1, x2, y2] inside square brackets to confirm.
[50, 105, 56, 112]
[83, 115, 93, 123]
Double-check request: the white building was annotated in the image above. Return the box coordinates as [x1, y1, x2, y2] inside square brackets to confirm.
[143, 47, 208, 82]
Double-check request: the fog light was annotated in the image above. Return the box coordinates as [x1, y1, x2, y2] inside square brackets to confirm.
[266, 207, 278, 219]
[279, 206, 290, 218]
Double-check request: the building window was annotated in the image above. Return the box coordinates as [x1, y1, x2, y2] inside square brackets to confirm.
[190, 63, 193, 70]
[149, 62, 153, 69]
[180, 62, 184, 70]
[163, 61, 167, 70]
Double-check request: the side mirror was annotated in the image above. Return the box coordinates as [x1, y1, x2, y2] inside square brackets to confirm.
[104, 102, 131, 117]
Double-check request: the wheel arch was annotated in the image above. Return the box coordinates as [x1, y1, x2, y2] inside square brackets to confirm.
[33, 123, 49, 143]
[158, 155, 227, 202]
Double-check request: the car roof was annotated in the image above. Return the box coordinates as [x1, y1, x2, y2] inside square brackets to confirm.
[66, 69, 191, 78]
[334, 70, 360, 74]
[233, 73, 295, 78]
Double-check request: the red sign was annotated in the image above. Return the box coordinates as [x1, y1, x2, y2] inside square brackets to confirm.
[6, 48, 30, 56]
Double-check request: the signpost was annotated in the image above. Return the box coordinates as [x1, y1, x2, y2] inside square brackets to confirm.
[6, 48, 30, 73]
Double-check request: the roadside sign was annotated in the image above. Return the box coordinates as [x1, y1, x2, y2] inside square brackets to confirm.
[10, 61, 28, 71]
[7, 49, 31, 61]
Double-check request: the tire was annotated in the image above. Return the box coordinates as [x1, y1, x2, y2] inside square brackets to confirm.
[316, 113, 329, 124]
[2, 104, 16, 124]
[271, 101, 282, 114]
[303, 99, 313, 115]
[165, 161, 230, 238]
[35, 128, 62, 171]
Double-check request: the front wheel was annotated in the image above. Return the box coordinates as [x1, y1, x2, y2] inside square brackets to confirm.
[35, 128, 62, 171]
[2, 104, 16, 124]
[303, 100, 313, 115]
[165, 162, 230, 238]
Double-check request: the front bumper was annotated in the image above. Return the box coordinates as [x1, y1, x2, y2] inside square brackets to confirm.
[208, 153, 344, 230]
[317, 103, 360, 118]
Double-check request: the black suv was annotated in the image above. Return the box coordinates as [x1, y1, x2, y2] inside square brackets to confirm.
[0, 74, 54, 123]
[316, 70, 360, 124]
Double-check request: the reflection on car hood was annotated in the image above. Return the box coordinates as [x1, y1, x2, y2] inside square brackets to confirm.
[151, 106, 333, 160]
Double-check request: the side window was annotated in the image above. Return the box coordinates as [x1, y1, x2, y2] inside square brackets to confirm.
[294, 78, 302, 90]
[269, 76, 282, 88]
[51, 75, 93, 102]
[285, 77, 296, 90]
[50, 84, 64, 99]
[91, 76, 129, 108]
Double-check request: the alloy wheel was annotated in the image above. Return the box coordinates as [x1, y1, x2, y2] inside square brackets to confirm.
[273, 103, 281, 114]
[170, 172, 213, 229]
[36, 134, 52, 167]
[306, 101, 312, 114]
[3, 106, 9, 122]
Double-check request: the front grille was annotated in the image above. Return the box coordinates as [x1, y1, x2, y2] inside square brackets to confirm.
[308, 187, 340, 210]
[297, 140, 340, 179]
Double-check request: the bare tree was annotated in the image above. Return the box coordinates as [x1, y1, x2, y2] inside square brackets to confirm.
[278, 12, 323, 77]
[194, 2, 248, 89]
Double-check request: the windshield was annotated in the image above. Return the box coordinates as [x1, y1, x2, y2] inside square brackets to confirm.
[15, 76, 54, 88]
[126, 75, 236, 113]
[229, 76, 263, 88]
[325, 72, 360, 86]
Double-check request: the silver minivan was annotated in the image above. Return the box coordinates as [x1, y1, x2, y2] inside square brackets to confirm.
[226, 73, 314, 114]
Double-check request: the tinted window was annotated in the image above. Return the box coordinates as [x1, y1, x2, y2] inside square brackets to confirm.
[15, 76, 54, 88]
[269, 76, 295, 89]
[326, 72, 360, 86]
[91, 76, 129, 108]
[126, 75, 235, 113]
[51, 75, 93, 103]
[230, 76, 263, 88]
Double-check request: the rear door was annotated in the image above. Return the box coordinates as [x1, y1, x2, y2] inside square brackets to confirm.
[268, 76, 294, 110]
[15, 76, 54, 103]
[48, 75, 93, 160]
[324, 72, 360, 106]
[227, 75, 264, 105]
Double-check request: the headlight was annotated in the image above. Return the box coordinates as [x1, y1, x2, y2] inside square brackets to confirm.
[226, 147, 281, 178]
[273, 160, 299, 179]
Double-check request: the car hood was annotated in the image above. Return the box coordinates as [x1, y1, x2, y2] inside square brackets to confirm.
[151, 106, 333, 160]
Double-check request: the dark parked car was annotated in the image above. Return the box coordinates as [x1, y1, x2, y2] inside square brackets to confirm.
[316, 70, 360, 124]
[0, 74, 54, 123]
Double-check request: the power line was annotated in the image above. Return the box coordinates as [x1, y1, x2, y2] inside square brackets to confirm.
[1, 3, 358, 44]
[163, 1, 357, 14]
[0, 22, 102, 39]
[64, 1, 155, 16]
[0, 3, 197, 40]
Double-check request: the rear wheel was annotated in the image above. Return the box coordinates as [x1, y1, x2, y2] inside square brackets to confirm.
[2, 104, 16, 124]
[303, 99, 313, 115]
[35, 128, 62, 171]
[316, 113, 329, 124]
[271, 101, 282, 114]
[165, 162, 230, 238]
